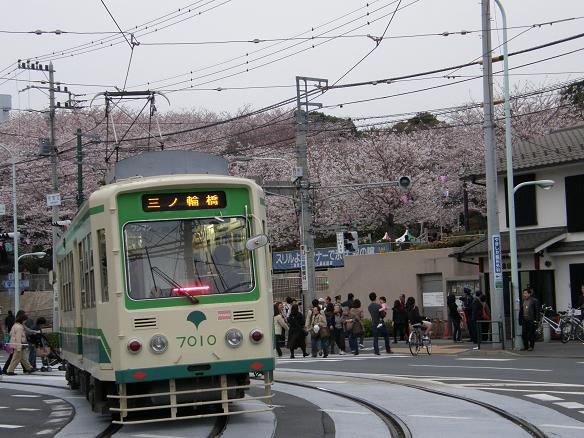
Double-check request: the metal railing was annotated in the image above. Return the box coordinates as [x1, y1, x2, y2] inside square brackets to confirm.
[476, 320, 505, 350]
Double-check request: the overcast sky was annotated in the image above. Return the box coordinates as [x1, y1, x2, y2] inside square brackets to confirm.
[1, 0, 583, 123]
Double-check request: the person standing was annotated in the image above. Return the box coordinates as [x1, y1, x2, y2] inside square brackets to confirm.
[368, 292, 392, 355]
[6, 313, 35, 375]
[287, 304, 308, 359]
[347, 299, 364, 355]
[331, 304, 346, 354]
[470, 291, 483, 344]
[392, 298, 407, 343]
[577, 284, 584, 322]
[462, 288, 473, 340]
[519, 288, 538, 351]
[273, 302, 289, 357]
[341, 293, 354, 312]
[309, 305, 328, 358]
[447, 294, 462, 342]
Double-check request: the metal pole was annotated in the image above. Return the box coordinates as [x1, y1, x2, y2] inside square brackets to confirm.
[494, 0, 521, 350]
[12, 157, 19, 314]
[481, 0, 505, 343]
[49, 62, 60, 331]
[76, 128, 84, 208]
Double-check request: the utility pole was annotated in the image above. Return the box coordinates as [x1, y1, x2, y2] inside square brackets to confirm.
[295, 76, 327, 311]
[76, 128, 84, 208]
[481, 0, 505, 343]
[48, 62, 60, 332]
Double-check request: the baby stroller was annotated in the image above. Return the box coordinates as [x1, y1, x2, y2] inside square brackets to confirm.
[36, 333, 66, 372]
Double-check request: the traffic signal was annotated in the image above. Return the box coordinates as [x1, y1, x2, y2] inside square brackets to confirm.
[343, 231, 359, 254]
[398, 176, 412, 189]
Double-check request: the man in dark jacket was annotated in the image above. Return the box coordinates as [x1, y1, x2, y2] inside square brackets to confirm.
[519, 288, 539, 351]
[4, 310, 15, 333]
[368, 292, 392, 355]
[462, 289, 473, 341]
[470, 291, 484, 343]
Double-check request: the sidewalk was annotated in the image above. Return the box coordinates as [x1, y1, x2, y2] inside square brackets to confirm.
[457, 338, 584, 358]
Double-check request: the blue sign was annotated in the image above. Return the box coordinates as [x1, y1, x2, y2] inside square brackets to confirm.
[2, 279, 30, 290]
[491, 234, 503, 289]
[272, 243, 392, 271]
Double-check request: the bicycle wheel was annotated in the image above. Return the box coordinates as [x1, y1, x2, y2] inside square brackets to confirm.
[409, 331, 420, 356]
[560, 321, 572, 343]
[425, 338, 432, 355]
[575, 323, 584, 343]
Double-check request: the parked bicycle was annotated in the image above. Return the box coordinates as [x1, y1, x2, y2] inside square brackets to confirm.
[557, 308, 584, 343]
[536, 305, 573, 343]
[408, 323, 432, 356]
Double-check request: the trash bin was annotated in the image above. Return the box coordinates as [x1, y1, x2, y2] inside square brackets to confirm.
[543, 322, 551, 343]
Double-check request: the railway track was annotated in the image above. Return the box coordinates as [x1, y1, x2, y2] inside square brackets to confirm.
[4, 370, 548, 437]
[274, 372, 548, 438]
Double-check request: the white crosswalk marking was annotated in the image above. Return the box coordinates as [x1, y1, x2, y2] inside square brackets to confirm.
[524, 394, 564, 401]
[11, 394, 41, 398]
[553, 402, 584, 409]
[16, 408, 41, 411]
[0, 424, 24, 429]
[36, 430, 55, 435]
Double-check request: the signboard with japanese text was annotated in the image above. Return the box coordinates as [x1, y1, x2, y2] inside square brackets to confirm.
[491, 234, 503, 289]
[422, 292, 444, 307]
[46, 193, 61, 207]
[273, 243, 392, 271]
[142, 191, 226, 212]
[300, 245, 308, 289]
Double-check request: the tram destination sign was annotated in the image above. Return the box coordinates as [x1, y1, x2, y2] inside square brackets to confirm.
[142, 191, 227, 212]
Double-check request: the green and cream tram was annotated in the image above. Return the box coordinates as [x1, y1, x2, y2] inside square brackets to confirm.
[57, 151, 274, 424]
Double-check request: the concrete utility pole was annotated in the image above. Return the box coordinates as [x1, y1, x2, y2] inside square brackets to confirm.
[481, 0, 505, 343]
[295, 76, 327, 311]
[48, 62, 60, 332]
[76, 128, 84, 208]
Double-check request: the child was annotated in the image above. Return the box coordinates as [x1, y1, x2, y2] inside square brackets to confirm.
[377, 296, 388, 329]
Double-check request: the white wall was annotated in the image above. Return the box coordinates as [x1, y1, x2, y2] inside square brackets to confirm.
[497, 162, 584, 232]
[552, 254, 584, 311]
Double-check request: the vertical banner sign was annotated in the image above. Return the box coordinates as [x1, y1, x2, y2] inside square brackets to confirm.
[300, 245, 308, 290]
[492, 234, 503, 289]
[336, 232, 344, 255]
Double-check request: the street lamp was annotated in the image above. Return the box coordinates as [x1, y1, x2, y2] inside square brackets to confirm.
[0, 144, 19, 314]
[509, 179, 554, 350]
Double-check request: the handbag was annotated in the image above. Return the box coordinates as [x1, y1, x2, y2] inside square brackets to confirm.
[320, 326, 330, 338]
[352, 320, 364, 337]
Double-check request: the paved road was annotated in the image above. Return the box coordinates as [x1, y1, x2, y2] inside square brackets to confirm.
[0, 387, 73, 436]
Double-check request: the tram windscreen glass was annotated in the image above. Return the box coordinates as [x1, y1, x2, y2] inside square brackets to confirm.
[123, 217, 253, 299]
[142, 192, 226, 212]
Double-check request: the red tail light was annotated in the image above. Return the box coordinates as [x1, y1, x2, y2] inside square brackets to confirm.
[250, 329, 264, 343]
[127, 339, 142, 353]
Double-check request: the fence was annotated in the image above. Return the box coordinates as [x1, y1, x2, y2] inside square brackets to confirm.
[272, 276, 329, 303]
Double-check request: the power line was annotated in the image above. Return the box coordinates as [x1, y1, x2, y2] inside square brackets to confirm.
[99, 0, 133, 49]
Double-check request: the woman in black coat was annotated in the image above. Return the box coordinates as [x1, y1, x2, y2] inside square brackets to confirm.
[287, 304, 308, 359]
[447, 294, 462, 342]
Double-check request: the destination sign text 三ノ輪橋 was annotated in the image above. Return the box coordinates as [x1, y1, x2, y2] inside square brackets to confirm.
[142, 192, 227, 212]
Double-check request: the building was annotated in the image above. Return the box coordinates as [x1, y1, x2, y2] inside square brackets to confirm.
[453, 125, 584, 315]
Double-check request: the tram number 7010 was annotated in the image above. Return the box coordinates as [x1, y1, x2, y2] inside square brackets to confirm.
[176, 335, 218, 348]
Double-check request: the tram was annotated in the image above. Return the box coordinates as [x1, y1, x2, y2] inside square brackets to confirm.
[56, 151, 274, 424]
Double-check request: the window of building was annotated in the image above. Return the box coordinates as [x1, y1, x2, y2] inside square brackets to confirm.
[565, 174, 584, 232]
[504, 173, 537, 227]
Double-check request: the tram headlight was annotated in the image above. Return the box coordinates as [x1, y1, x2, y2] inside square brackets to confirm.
[225, 328, 244, 348]
[150, 334, 169, 354]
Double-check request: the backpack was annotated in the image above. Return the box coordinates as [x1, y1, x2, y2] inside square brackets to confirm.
[351, 319, 364, 337]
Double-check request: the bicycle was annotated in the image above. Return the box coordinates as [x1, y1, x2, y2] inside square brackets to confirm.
[536, 306, 572, 343]
[408, 323, 432, 356]
[557, 308, 584, 343]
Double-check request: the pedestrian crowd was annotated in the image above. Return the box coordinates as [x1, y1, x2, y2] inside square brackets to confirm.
[273, 292, 437, 358]
[1, 308, 50, 375]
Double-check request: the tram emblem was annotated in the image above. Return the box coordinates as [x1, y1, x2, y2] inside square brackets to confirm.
[187, 310, 207, 329]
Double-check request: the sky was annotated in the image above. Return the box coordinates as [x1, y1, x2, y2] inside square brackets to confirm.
[1, 0, 583, 124]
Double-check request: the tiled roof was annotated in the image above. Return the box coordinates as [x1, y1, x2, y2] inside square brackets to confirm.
[464, 125, 584, 178]
[451, 227, 567, 258]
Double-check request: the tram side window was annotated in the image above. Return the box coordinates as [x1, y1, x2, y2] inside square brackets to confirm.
[97, 229, 108, 302]
[60, 253, 74, 312]
[79, 234, 96, 309]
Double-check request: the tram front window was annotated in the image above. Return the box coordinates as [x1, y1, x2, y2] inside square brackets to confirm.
[124, 217, 253, 300]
